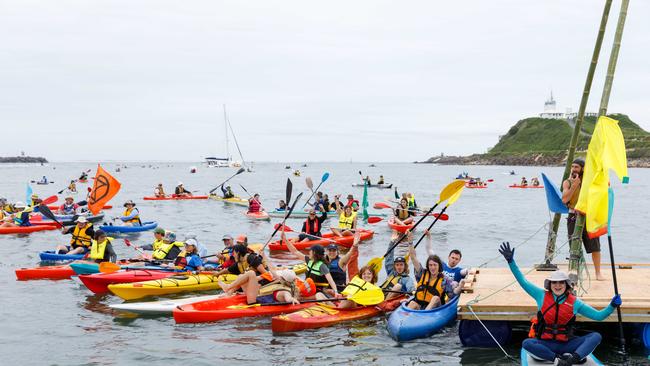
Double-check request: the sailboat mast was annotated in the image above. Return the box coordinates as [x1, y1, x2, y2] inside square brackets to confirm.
[227, 114, 246, 167]
[223, 104, 230, 160]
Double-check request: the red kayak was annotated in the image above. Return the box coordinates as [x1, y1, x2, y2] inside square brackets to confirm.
[245, 210, 270, 221]
[173, 294, 313, 324]
[268, 229, 374, 251]
[0, 225, 58, 235]
[15, 264, 75, 280]
[79, 269, 176, 294]
[509, 185, 544, 189]
[271, 296, 405, 333]
[387, 217, 414, 233]
[142, 195, 208, 201]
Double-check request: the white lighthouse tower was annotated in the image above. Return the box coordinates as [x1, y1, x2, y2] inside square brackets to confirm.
[540, 91, 565, 119]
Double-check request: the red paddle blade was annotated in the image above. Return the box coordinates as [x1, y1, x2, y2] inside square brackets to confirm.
[274, 223, 293, 232]
[433, 213, 449, 221]
[486, 179, 494, 182]
[367, 216, 383, 224]
[373, 202, 391, 209]
[42, 195, 58, 205]
[124, 239, 132, 246]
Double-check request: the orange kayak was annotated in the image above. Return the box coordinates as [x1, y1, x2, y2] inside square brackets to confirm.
[272, 296, 405, 333]
[245, 211, 270, 221]
[173, 294, 313, 324]
[268, 229, 374, 251]
[15, 264, 75, 280]
[387, 217, 414, 233]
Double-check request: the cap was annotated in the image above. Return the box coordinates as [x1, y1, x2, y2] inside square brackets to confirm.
[75, 216, 88, 223]
[236, 234, 247, 244]
[178, 181, 183, 185]
[154, 228, 166, 235]
[310, 244, 324, 256]
[326, 244, 338, 251]
[222, 234, 233, 241]
[14, 201, 26, 209]
[394, 256, 406, 264]
[185, 238, 197, 247]
[164, 231, 176, 242]
[544, 271, 573, 290]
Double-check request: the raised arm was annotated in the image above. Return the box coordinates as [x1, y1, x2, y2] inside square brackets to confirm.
[499, 242, 545, 306]
[282, 230, 305, 261]
[575, 297, 617, 321]
[408, 243, 422, 274]
[338, 231, 360, 268]
[424, 229, 433, 256]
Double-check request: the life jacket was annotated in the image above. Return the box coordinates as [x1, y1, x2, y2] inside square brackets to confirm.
[396, 207, 410, 220]
[306, 259, 327, 287]
[152, 241, 184, 260]
[60, 203, 78, 215]
[219, 247, 234, 265]
[174, 251, 188, 269]
[530, 292, 576, 342]
[258, 279, 298, 297]
[407, 195, 416, 208]
[151, 238, 165, 251]
[122, 208, 140, 225]
[381, 271, 410, 290]
[304, 217, 321, 235]
[415, 271, 446, 305]
[154, 187, 165, 196]
[328, 257, 347, 291]
[248, 198, 261, 213]
[70, 223, 93, 248]
[338, 211, 357, 230]
[89, 238, 111, 261]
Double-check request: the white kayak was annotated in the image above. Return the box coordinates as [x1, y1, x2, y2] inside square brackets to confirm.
[109, 294, 225, 314]
[521, 349, 602, 366]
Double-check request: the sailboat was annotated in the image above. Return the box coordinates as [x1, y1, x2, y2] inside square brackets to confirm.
[205, 105, 251, 171]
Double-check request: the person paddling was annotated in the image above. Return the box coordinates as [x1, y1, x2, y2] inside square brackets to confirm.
[173, 240, 204, 272]
[0, 202, 32, 228]
[68, 180, 77, 193]
[277, 200, 287, 211]
[520, 177, 528, 187]
[562, 158, 603, 281]
[117, 200, 141, 226]
[393, 198, 415, 226]
[175, 182, 192, 197]
[151, 231, 184, 260]
[56, 216, 94, 255]
[89, 230, 117, 263]
[380, 253, 414, 300]
[498, 242, 621, 365]
[281, 233, 339, 297]
[220, 185, 235, 199]
[58, 196, 79, 215]
[213, 244, 270, 283]
[137, 227, 166, 255]
[377, 175, 385, 185]
[331, 197, 357, 237]
[248, 193, 263, 213]
[154, 183, 166, 198]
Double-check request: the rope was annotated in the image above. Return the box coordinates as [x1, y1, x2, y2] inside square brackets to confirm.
[467, 304, 519, 364]
[477, 222, 548, 268]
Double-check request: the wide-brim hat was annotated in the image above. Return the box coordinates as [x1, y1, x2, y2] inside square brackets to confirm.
[544, 271, 573, 290]
[123, 200, 136, 207]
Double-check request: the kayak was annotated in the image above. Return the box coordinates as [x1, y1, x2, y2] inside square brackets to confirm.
[272, 295, 405, 333]
[108, 263, 307, 301]
[109, 294, 226, 314]
[245, 211, 270, 221]
[0, 225, 58, 235]
[33, 213, 105, 226]
[79, 268, 176, 294]
[209, 195, 248, 207]
[15, 264, 75, 280]
[39, 251, 86, 262]
[46, 204, 112, 211]
[351, 183, 393, 189]
[173, 294, 314, 324]
[108, 273, 239, 300]
[268, 229, 374, 251]
[99, 221, 158, 233]
[269, 210, 335, 219]
[387, 217, 414, 233]
[69, 260, 139, 275]
[509, 185, 544, 189]
[143, 195, 208, 200]
[386, 295, 460, 342]
[464, 183, 487, 189]
[78, 179, 88, 183]
[521, 349, 602, 365]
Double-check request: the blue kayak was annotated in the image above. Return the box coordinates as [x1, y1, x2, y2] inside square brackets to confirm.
[387, 295, 460, 342]
[39, 251, 86, 262]
[99, 221, 158, 233]
[521, 349, 602, 365]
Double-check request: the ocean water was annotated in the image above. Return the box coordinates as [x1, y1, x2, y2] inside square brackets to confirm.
[1, 162, 648, 365]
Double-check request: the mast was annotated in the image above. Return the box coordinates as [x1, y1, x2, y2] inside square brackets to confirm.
[227, 113, 246, 168]
[223, 104, 230, 160]
[539, 0, 613, 269]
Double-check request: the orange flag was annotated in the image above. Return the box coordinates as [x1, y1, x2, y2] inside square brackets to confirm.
[88, 164, 121, 215]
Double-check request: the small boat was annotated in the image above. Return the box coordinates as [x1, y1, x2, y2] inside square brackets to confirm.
[15, 264, 75, 280]
[142, 195, 208, 201]
[39, 251, 86, 262]
[464, 183, 487, 189]
[285, 165, 291, 169]
[509, 185, 544, 189]
[293, 170, 301, 176]
[245, 211, 270, 221]
[268, 209, 336, 219]
[351, 183, 393, 189]
[109, 294, 226, 314]
[386, 295, 460, 342]
[79, 268, 176, 294]
[521, 349, 602, 366]
[33, 213, 105, 226]
[0, 224, 59, 235]
[387, 217, 415, 233]
[268, 230, 374, 251]
[99, 221, 158, 233]
[209, 195, 248, 206]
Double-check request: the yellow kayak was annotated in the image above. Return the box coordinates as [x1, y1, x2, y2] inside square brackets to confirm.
[108, 263, 307, 301]
[209, 195, 248, 207]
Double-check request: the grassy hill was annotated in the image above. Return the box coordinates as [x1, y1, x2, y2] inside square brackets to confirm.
[425, 114, 650, 166]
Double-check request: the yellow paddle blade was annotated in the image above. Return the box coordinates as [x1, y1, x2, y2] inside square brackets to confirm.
[349, 286, 385, 306]
[99, 261, 121, 273]
[366, 257, 383, 274]
[436, 180, 465, 205]
[446, 187, 465, 206]
[227, 303, 261, 309]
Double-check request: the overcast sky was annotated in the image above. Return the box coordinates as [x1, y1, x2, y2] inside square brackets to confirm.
[1, 0, 648, 162]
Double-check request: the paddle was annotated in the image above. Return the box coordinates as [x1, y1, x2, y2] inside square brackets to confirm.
[261, 192, 303, 252]
[209, 167, 246, 194]
[285, 178, 293, 211]
[124, 238, 150, 258]
[98, 261, 175, 274]
[341, 276, 385, 305]
[365, 180, 465, 273]
[412, 188, 464, 249]
[305, 177, 314, 193]
[606, 187, 626, 354]
[367, 217, 383, 224]
[37, 204, 64, 227]
[374, 202, 391, 209]
[239, 184, 253, 198]
[302, 172, 330, 208]
[42, 195, 58, 205]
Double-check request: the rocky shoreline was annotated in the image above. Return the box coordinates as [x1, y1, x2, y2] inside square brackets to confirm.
[419, 154, 650, 168]
[0, 156, 48, 163]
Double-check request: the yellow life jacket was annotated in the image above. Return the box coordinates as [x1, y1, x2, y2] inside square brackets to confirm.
[396, 207, 410, 220]
[258, 279, 296, 297]
[415, 271, 446, 304]
[71, 223, 93, 247]
[152, 241, 184, 260]
[407, 195, 416, 207]
[338, 211, 357, 230]
[151, 238, 165, 251]
[381, 272, 409, 290]
[122, 208, 140, 224]
[90, 238, 111, 260]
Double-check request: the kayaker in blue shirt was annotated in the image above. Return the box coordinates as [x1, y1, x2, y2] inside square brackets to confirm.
[498, 242, 621, 366]
[381, 250, 414, 299]
[174, 240, 203, 272]
[184, 233, 207, 257]
[441, 249, 468, 284]
[0, 202, 31, 228]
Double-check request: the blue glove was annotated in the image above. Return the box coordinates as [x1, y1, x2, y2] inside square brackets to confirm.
[610, 294, 622, 307]
[499, 242, 515, 263]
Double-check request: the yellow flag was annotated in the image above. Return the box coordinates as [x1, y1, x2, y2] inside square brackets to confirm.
[575, 116, 629, 238]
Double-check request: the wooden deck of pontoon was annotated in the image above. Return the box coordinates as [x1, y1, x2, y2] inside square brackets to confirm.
[458, 264, 650, 323]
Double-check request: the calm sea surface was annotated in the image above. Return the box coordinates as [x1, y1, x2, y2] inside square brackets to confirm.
[1, 162, 648, 365]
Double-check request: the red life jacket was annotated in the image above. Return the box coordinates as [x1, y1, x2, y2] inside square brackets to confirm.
[305, 217, 320, 235]
[249, 198, 261, 213]
[532, 292, 576, 342]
